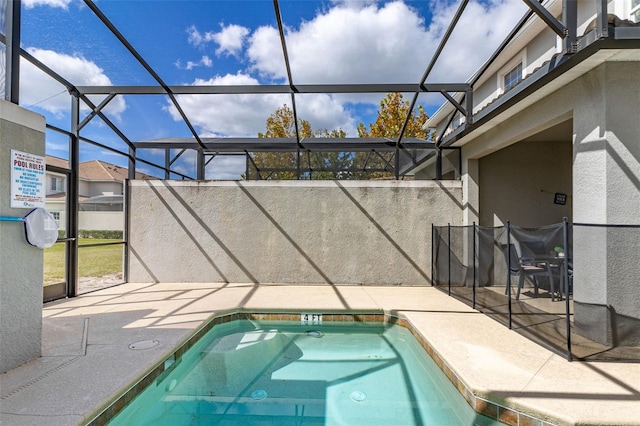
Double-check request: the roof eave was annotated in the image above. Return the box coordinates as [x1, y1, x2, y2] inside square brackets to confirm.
[407, 37, 640, 175]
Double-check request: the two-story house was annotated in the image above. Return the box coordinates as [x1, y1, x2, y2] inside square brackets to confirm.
[46, 155, 153, 232]
[405, 0, 640, 348]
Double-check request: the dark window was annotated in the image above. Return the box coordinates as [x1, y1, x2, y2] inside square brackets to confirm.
[504, 62, 523, 92]
[50, 177, 64, 192]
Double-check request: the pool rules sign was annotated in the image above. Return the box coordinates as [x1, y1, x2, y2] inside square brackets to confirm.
[11, 150, 46, 208]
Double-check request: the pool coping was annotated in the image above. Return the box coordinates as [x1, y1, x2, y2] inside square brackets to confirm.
[86, 309, 555, 426]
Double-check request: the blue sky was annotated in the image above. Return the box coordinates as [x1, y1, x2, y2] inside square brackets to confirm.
[10, 0, 527, 178]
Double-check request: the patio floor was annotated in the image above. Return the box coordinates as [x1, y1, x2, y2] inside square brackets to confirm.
[1, 282, 638, 425]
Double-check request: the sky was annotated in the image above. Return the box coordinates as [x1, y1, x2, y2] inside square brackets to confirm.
[5, 0, 528, 178]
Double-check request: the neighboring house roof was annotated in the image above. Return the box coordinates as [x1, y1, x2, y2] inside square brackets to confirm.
[45, 192, 67, 200]
[80, 160, 129, 181]
[46, 191, 89, 201]
[45, 156, 155, 201]
[46, 155, 69, 169]
[45, 155, 156, 181]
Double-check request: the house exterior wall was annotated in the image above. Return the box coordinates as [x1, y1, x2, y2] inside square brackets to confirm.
[40, 209, 123, 233]
[427, 0, 633, 140]
[79, 212, 123, 231]
[524, 26, 558, 77]
[45, 171, 66, 196]
[128, 180, 463, 285]
[89, 181, 123, 197]
[478, 140, 572, 227]
[0, 100, 45, 373]
[45, 201, 66, 231]
[79, 179, 90, 198]
[571, 61, 640, 344]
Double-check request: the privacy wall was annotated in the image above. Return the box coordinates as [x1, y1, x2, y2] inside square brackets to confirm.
[0, 101, 45, 373]
[128, 180, 462, 285]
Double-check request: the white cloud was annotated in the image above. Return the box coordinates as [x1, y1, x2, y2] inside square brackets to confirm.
[166, 72, 356, 137]
[246, 26, 285, 81]
[23, 0, 72, 8]
[167, 150, 244, 180]
[246, 0, 526, 86]
[201, 56, 213, 67]
[205, 155, 246, 180]
[21, 48, 126, 119]
[187, 23, 249, 58]
[166, 72, 287, 137]
[426, 0, 528, 83]
[164, 144, 244, 180]
[212, 24, 250, 57]
[247, 2, 433, 84]
[171, 0, 528, 137]
[187, 25, 214, 47]
[45, 139, 68, 153]
[169, 149, 197, 177]
[176, 55, 213, 70]
[329, 0, 378, 8]
[295, 94, 356, 135]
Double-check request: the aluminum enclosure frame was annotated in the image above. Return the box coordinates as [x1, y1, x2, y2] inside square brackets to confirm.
[2, 0, 630, 299]
[3, 0, 598, 179]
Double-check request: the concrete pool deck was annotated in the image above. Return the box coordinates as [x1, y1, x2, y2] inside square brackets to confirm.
[0, 283, 638, 426]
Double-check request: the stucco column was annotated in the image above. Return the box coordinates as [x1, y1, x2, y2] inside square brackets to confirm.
[462, 157, 479, 226]
[572, 62, 640, 346]
[0, 101, 46, 372]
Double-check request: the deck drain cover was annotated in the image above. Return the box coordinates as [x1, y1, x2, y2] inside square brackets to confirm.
[251, 389, 267, 400]
[128, 340, 159, 350]
[350, 391, 367, 402]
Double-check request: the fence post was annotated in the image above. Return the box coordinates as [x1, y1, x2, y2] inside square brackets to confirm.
[447, 223, 451, 296]
[507, 221, 512, 329]
[472, 222, 476, 310]
[563, 217, 572, 361]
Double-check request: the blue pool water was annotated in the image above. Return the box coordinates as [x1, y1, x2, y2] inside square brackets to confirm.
[109, 321, 501, 425]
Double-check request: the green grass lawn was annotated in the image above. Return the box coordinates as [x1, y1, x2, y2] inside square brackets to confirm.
[44, 239, 124, 285]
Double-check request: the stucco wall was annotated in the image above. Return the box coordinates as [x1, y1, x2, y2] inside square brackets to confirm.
[128, 180, 463, 285]
[571, 62, 640, 344]
[479, 140, 573, 227]
[0, 101, 45, 373]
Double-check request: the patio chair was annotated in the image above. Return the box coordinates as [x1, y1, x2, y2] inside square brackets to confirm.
[501, 243, 555, 300]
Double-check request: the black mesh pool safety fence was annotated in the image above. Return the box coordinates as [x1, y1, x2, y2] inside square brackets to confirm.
[432, 221, 640, 362]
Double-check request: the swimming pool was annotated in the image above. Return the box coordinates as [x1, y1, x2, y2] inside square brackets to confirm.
[108, 319, 501, 425]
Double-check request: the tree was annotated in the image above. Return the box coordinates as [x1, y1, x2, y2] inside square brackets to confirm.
[302, 128, 353, 180]
[356, 93, 430, 179]
[258, 104, 313, 139]
[248, 105, 349, 180]
[357, 92, 429, 139]
[248, 94, 430, 180]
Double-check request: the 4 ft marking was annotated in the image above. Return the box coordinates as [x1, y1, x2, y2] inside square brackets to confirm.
[301, 313, 323, 325]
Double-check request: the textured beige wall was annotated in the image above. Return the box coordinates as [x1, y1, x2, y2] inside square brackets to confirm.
[571, 62, 640, 344]
[0, 101, 45, 373]
[128, 180, 463, 285]
[479, 140, 573, 227]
